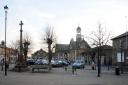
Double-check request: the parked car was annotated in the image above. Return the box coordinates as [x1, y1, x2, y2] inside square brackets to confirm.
[51, 60, 69, 67]
[27, 59, 35, 65]
[61, 60, 69, 66]
[51, 60, 60, 67]
[35, 59, 48, 65]
[72, 60, 85, 69]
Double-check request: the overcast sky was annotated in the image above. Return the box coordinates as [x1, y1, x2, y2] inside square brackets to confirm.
[1, 0, 128, 53]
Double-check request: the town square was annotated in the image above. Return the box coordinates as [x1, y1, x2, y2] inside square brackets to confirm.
[0, 0, 128, 85]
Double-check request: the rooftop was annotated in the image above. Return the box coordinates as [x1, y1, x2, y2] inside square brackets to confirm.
[111, 31, 128, 40]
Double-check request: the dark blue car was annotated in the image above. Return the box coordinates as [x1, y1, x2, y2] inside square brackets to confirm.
[27, 59, 35, 65]
[72, 60, 85, 69]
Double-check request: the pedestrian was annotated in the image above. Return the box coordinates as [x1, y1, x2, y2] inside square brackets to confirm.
[72, 66, 77, 75]
[91, 61, 95, 70]
[6, 60, 9, 69]
[1, 58, 4, 71]
[64, 65, 67, 71]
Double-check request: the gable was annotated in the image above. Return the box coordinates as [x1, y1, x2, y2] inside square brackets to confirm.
[80, 42, 86, 48]
[55, 44, 69, 52]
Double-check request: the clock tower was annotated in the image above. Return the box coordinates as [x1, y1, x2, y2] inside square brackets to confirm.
[76, 26, 82, 42]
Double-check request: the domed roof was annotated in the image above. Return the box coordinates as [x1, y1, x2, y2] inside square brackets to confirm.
[76, 26, 81, 33]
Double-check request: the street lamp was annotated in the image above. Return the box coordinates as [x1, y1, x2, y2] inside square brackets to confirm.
[4, 5, 8, 76]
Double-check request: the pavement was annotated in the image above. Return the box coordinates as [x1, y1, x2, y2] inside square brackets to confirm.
[0, 65, 128, 85]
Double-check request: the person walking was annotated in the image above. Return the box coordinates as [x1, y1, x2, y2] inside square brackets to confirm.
[64, 65, 68, 71]
[1, 58, 4, 71]
[91, 61, 96, 70]
[72, 66, 77, 75]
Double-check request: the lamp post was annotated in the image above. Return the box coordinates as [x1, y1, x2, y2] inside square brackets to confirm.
[4, 5, 8, 76]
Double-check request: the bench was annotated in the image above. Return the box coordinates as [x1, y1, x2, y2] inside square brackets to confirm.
[30, 64, 50, 72]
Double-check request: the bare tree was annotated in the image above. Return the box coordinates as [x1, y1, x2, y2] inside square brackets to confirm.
[9, 33, 32, 63]
[43, 26, 56, 70]
[90, 24, 111, 47]
[9, 40, 20, 65]
[22, 33, 33, 62]
[9, 40, 20, 51]
[89, 24, 111, 77]
[23, 33, 33, 54]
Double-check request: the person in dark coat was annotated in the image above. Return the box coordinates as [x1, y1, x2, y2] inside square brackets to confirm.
[1, 58, 4, 71]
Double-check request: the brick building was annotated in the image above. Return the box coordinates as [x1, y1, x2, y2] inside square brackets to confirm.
[112, 32, 128, 68]
[0, 41, 18, 63]
[55, 26, 91, 62]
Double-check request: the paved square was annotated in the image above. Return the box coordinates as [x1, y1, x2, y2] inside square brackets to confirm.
[0, 67, 128, 85]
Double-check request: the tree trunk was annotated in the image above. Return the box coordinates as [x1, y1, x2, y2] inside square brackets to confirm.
[48, 44, 52, 70]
